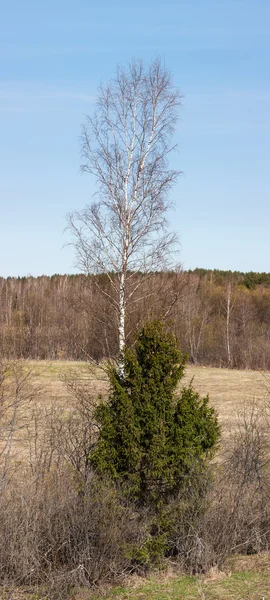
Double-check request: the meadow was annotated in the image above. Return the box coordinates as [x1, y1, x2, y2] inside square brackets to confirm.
[86, 553, 270, 600]
[29, 360, 269, 439]
[1, 360, 270, 600]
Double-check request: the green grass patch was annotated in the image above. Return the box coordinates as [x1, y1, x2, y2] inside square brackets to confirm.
[89, 569, 270, 600]
[1, 560, 270, 598]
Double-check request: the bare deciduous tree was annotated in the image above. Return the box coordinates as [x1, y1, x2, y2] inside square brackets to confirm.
[222, 281, 236, 367]
[68, 58, 182, 373]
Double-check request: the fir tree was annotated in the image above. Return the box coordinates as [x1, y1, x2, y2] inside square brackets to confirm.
[92, 321, 220, 506]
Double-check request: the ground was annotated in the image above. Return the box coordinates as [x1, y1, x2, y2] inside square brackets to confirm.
[2, 555, 270, 599]
[29, 360, 269, 439]
[89, 558, 270, 600]
[2, 361, 270, 599]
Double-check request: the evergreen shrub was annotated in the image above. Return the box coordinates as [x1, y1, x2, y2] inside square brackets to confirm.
[92, 321, 220, 563]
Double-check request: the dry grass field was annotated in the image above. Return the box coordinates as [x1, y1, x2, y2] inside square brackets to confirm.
[2, 554, 270, 600]
[182, 365, 269, 439]
[1, 361, 270, 600]
[87, 553, 270, 600]
[27, 360, 270, 437]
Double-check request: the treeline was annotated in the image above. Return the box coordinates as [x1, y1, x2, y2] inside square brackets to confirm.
[0, 269, 270, 369]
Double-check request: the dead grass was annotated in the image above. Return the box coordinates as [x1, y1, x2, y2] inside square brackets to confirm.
[23, 360, 269, 433]
[81, 554, 270, 599]
[27, 360, 109, 408]
[1, 362, 270, 599]
[1, 360, 268, 467]
[4, 359, 265, 468]
[17, 555, 270, 600]
[181, 366, 269, 441]
[1, 554, 270, 600]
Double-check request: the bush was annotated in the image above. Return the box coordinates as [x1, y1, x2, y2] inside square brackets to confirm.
[1, 354, 270, 592]
[91, 321, 220, 562]
[93, 321, 220, 506]
[169, 398, 270, 574]
[0, 469, 148, 589]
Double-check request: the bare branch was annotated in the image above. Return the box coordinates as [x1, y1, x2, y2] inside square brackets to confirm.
[67, 58, 182, 366]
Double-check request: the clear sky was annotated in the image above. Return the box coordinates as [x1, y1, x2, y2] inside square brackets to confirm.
[1, 0, 269, 276]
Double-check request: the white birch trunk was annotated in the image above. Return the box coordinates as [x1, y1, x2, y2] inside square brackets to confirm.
[226, 283, 232, 367]
[118, 271, 126, 377]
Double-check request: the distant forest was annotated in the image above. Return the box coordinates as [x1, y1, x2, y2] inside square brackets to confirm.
[1, 269, 270, 369]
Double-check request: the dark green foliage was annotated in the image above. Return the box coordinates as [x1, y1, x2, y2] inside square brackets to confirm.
[190, 268, 270, 288]
[242, 271, 270, 289]
[92, 321, 220, 507]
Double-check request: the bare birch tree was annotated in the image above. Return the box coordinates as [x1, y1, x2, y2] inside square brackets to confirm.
[68, 58, 182, 373]
[221, 281, 236, 367]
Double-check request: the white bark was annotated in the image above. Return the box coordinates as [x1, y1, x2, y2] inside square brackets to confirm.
[226, 283, 232, 367]
[118, 271, 126, 377]
[68, 58, 182, 373]
[223, 282, 236, 367]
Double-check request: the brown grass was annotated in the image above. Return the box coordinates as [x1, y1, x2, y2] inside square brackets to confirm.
[181, 365, 268, 438]
[25, 361, 269, 436]
[1, 360, 268, 468]
[1, 361, 270, 599]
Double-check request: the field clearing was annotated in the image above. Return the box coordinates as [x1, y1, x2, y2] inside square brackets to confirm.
[26, 360, 270, 436]
[3, 554, 270, 599]
[3, 360, 269, 461]
[2, 363, 270, 599]
[89, 554, 270, 600]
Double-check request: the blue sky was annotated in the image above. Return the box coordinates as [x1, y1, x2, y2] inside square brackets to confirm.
[1, 0, 269, 276]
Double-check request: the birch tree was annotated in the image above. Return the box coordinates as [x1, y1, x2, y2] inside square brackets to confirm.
[68, 58, 182, 373]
